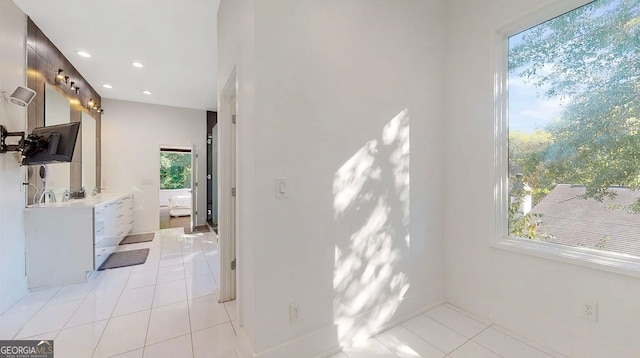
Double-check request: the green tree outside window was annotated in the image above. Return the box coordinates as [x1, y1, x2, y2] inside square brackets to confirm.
[160, 152, 192, 190]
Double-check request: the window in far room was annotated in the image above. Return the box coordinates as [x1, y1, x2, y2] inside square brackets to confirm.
[160, 150, 192, 190]
[506, 0, 640, 257]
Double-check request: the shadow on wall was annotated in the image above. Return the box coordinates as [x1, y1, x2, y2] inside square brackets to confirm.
[333, 109, 411, 344]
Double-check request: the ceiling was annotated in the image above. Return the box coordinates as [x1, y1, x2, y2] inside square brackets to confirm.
[13, 0, 220, 111]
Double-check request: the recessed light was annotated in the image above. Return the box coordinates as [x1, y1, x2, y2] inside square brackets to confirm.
[132, 62, 144, 68]
[102, 84, 113, 89]
[142, 90, 152, 95]
[77, 51, 91, 58]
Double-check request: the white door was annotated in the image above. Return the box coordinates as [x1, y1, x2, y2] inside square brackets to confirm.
[218, 71, 237, 302]
[229, 97, 237, 300]
[190, 145, 198, 232]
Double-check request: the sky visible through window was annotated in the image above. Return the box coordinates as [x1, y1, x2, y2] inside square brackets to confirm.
[506, 0, 640, 256]
[508, 0, 623, 133]
[508, 36, 565, 133]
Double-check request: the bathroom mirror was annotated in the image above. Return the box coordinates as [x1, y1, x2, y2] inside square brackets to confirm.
[81, 111, 96, 192]
[43, 83, 71, 201]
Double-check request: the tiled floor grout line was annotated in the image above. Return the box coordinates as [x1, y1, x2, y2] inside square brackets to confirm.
[396, 312, 476, 357]
[448, 324, 501, 358]
[441, 337, 472, 358]
[90, 265, 136, 358]
[92, 242, 159, 357]
[52, 281, 102, 342]
[183, 234, 197, 358]
[15, 272, 112, 340]
[490, 325, 557, 357]
[367, 308, 497, 358]
[434, 305, 558, 357]
[9, 285, 63, 339]
[420, 310, 487, 356]
[198, 235, 220, 287]
[3, 233, 229, 356]
[5, 230, 230, 357]
[138, 242, 165, 356]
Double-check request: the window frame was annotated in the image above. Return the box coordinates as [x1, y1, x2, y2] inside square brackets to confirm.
[492, 0, 640, 278]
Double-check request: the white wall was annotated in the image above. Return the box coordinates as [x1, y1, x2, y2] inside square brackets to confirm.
[218, 0, 257, 349]
[0, 0, 27, 313]
[219, 1, 446, 356]
[101, 99, 207, 233]
[444, 0, 640, 357]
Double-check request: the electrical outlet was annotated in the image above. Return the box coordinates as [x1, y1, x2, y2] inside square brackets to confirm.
[289, 302, 301, 323]
[583, 301, 598, 321]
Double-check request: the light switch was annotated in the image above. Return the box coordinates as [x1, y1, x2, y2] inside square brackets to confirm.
[276, 178, 287, 199]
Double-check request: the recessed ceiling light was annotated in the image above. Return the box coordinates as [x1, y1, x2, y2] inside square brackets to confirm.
[102, 84, 113, 89]
[132, 62, 144, 68]
[142, 90, 152, 95]
[77, 51, 91, 58]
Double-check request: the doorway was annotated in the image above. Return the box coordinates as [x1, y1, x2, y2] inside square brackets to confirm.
[159, 147, 193, 232]
[218, 70, 237, 302]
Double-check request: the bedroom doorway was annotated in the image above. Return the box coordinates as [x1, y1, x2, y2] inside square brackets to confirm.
[159, 147, 193, 231]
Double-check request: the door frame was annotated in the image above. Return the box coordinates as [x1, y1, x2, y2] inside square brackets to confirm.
[218, 69, 237, 302]
[158, 145, 195, 231]
[190, 144, 198, 233]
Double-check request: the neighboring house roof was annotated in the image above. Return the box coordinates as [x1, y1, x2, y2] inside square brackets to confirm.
[530, 184, 640, 257]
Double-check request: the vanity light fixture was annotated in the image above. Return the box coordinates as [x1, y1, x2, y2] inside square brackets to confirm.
[55, 69, 65, 82]
[88, 98, 95, 107]
[74, 86, 80, 94]
[142, 90, 152, 95]
[131, 62, 144, 68]
[76, 51, 91, 58]
[99, 109, 104, 114]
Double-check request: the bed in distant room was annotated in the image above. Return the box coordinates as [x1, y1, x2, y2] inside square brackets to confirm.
[168, 195, 192, 217]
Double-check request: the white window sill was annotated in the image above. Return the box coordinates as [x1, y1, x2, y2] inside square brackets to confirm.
[491, 237, 640, 279]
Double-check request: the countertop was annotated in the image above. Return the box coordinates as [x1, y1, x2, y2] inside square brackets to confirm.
[25, 193, 132, 210]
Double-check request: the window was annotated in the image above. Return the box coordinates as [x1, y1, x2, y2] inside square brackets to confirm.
[503, 0, 640, 260]
[160, 150, 192, 190]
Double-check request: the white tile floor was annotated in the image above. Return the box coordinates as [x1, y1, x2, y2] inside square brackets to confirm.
[331, 304, 564, 358]
[0, 228, 563, 358]
[0, 228, 238, 358]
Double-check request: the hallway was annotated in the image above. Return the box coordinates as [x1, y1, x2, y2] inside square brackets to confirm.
[0, 228, 237, 357]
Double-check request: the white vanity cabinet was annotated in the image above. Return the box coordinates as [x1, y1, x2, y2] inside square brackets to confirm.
[24, 194, 134, 289]
[94, 195, 134, 267]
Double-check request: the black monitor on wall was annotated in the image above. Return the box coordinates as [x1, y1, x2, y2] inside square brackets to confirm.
[22, 122, 80, 165]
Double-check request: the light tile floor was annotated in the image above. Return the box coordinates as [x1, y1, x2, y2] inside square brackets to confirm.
[0, 228, 563, 358]
[331, 303, 565, 358]
[0, 228, 237, 358]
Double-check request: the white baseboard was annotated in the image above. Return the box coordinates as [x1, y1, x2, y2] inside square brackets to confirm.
[0, 277, 28, 315]
[235, 287, 444, 358]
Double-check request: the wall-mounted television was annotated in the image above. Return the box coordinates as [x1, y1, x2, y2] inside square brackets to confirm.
[22, 122, 80, 165]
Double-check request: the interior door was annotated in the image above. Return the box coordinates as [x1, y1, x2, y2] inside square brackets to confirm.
[230, 97, 237, 299]
[190, 145, 198, 232]
[218, 73, 236, 303]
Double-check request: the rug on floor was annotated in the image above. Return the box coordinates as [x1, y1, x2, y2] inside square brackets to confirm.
[119, 233, 155, 245]
[98, 248, 150, 270]
[189, 225, 210, 233]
